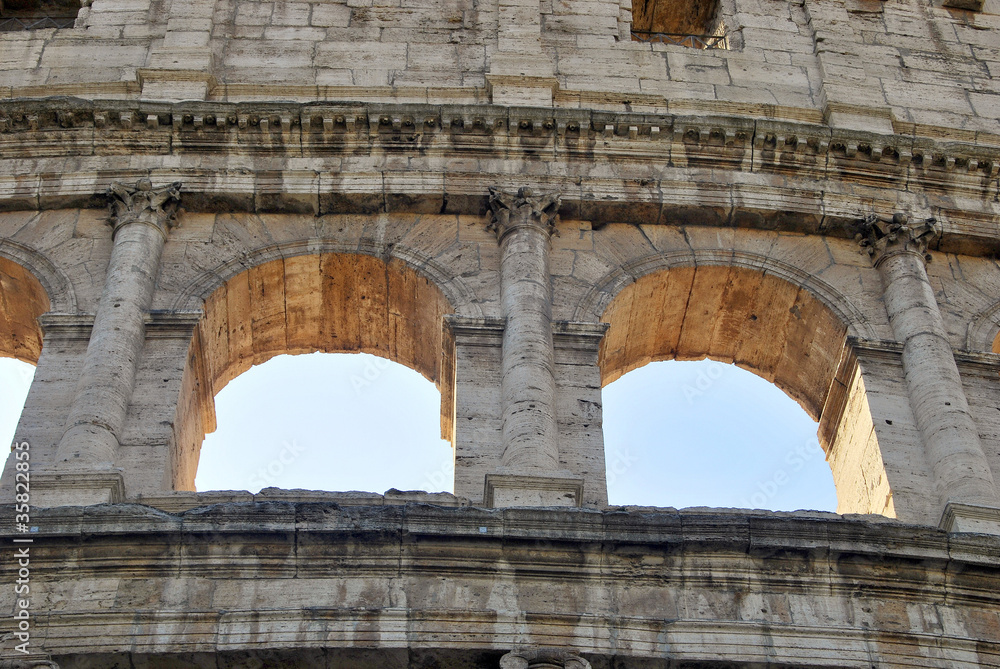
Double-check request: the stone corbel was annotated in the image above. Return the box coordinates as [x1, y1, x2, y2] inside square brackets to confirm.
[487, 186, 560, 241]
[107, 178, 183, 239]
[854, 212, 941, 266]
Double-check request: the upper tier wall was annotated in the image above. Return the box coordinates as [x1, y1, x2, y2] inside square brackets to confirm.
[0, 0, 998, 136]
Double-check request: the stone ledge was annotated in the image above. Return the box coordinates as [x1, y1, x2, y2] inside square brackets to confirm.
[2, 504, 999, 667]
[3, 503, 996, 558]
[130, 487, 470, 513]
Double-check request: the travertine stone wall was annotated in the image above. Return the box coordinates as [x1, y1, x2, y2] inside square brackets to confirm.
[2, 503, 999, 667]
[4, 206, 1000, 520]
[0, 0, 997, 128]
[821, 347, 898, 518]
[3, 0, 1000, 659]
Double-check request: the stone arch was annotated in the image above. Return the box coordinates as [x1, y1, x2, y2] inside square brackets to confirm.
[597, 262, 895, 518]
[966, 301, 1000, 353]
[169, 240, 484, 319]
[0, 239, 74, 313]
[0, 254, 51, 365]
[574, 251, 877, 340]
[171, 252, 455, 491]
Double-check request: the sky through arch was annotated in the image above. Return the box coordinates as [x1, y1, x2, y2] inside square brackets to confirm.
[0, 359, 34, 450]
[0, 354, 837, 510]
[193, 351, 454, 494]
[602, 359, 836, 511]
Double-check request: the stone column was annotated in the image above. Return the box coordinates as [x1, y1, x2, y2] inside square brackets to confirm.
[858, 213, 1000, 529]
[47, 179, 181, 501]
[484, 187, 583, 507]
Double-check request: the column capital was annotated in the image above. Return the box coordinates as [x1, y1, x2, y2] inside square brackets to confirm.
[855, 212, 941, 267]
[107, 178, 182, 238]
[487, 186, 560, 241]
[500, 649, 591, 669]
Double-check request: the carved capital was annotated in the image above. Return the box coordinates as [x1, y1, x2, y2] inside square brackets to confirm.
[0, 659, 60, 669]
[500, 650, 591, 669]
[855, 212, 941, 267]
[107, 178, 182, 238]
[488, 186, 560, 241]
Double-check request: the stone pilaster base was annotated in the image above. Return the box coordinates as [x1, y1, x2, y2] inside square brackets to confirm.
[486, 71, 558, 106]
[30, 470, 125, 507]
[485, 472, 584, 508]
[940, 502, 1000, 535]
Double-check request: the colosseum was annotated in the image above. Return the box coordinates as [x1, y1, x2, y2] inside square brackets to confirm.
[2, 0, 1000, 662]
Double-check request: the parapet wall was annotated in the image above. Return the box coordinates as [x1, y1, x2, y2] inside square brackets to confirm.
[2, 501, 1000, 668]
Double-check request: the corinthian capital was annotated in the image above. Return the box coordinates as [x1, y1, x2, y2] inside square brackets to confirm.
[488, 186, 560, 241]
[499, 650, 591, 669]
[107, 178, 182, 237]
[855, 212, 941, 266]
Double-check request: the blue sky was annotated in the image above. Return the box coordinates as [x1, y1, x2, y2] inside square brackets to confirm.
[0, 353, 837, 511]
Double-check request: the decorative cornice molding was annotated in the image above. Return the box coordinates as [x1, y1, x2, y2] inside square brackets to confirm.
[1, 99, 998, 181]
[143, 310, 203, 338]
[2, 99, 1000, 254]
[38, 313, 95, 341]
[845, 337, 1000, 368]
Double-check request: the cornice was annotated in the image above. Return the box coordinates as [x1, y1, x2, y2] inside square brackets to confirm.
[0, 97, 996, 170]
[1, 98, 1000, 255]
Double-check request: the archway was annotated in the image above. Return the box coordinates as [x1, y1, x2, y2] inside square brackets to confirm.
[599, 264, 894, 517]
[0, 256, 49, 365]
[602, 359, 836, 510]
[174, 253, 455, 491]
[194, 352, 452, 494]
[0, 256, 48, 449]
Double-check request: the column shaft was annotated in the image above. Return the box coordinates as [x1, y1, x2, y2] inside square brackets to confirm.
[55, 180, 181, 466]
[499, 220, 559, 471]
[878, 250, 999, 508]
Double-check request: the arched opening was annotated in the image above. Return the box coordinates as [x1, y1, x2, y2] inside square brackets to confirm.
[603, 359, 836, 510]
[176, 253, 455, 492]
[0, 256, 48, 365]
[631, 0, 728, 48]
[194, 352, 452, 494]
[600, 264, 894, 516]
[0, 256, 48, 449]
[0, 359, 35, 449]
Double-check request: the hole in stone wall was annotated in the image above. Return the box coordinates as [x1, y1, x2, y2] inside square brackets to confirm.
[602, 359, 837, 511]
[0, 0, 79, 30]
[0, 358, 35, 450]
[631, 0, 728, 48]
[193, 351, 453, 494]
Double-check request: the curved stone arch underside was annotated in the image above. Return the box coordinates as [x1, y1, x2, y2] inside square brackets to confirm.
[573, 250, 878, 341]
[597, 259, 896, 518]
[169, 239, 484, 319]
[0, 239, 74, 314]
[598, 261, 849, 420]
[171, 251, 456, 490]
[966, 301, 1000, 353]
[0, 253, 53, 365]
